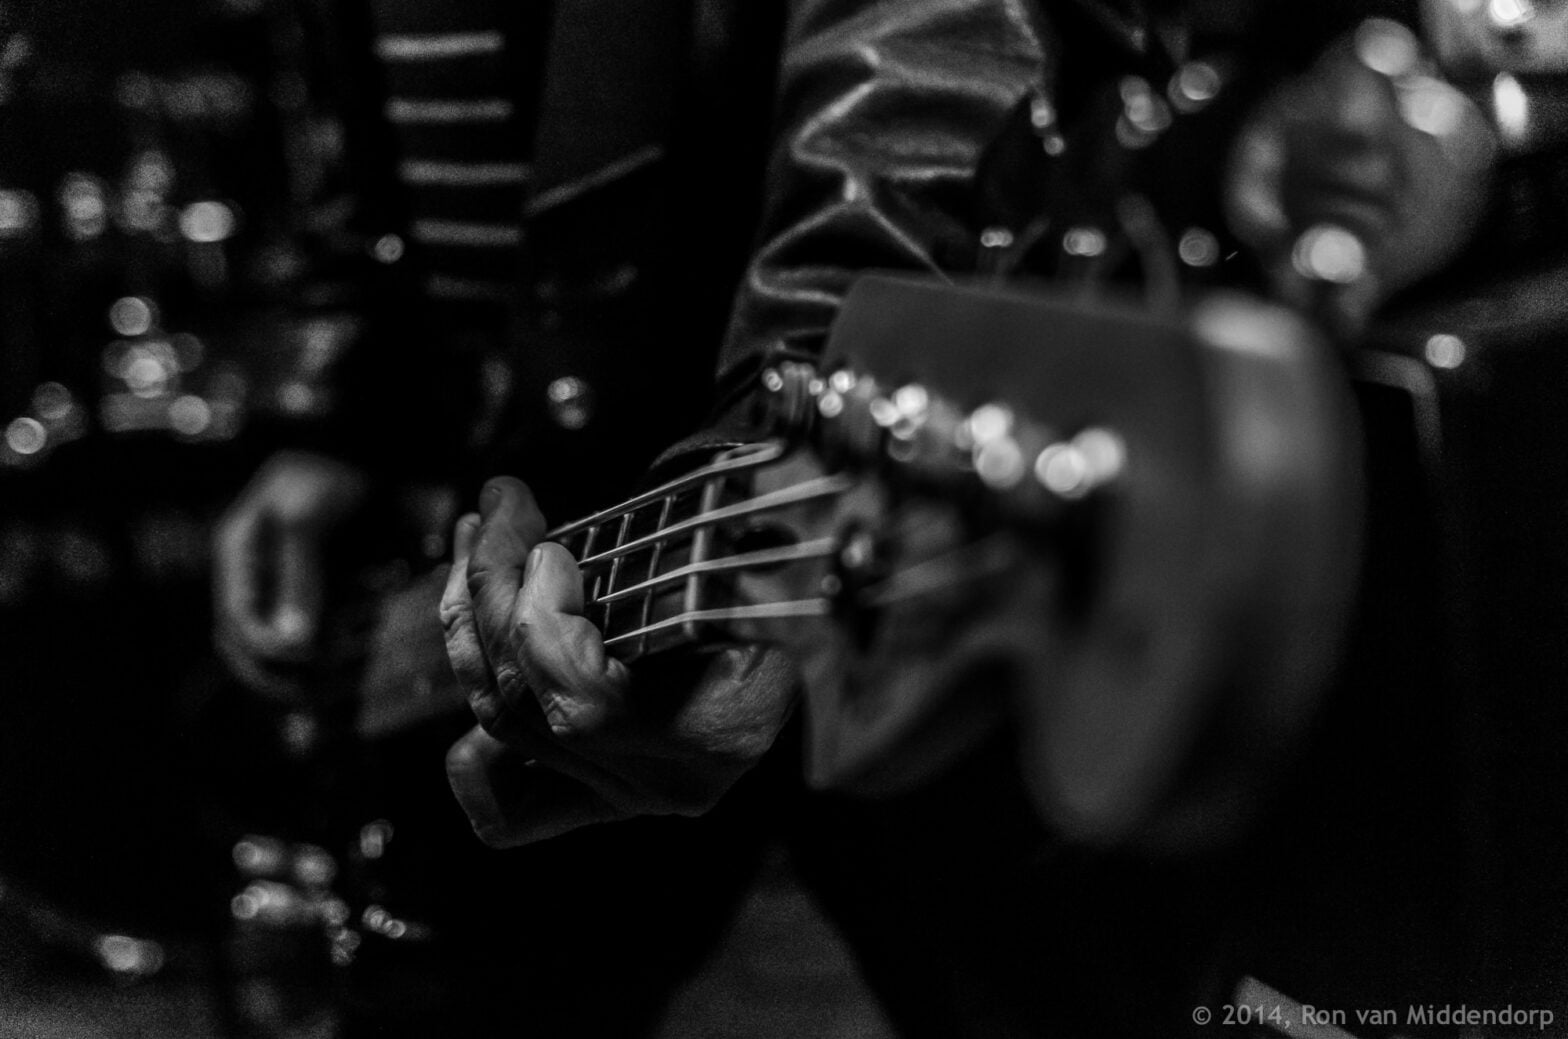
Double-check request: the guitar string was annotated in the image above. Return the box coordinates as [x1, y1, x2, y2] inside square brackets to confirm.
[546, 440, 786, 542]
[558, 441, 1024, 649]
[597, 538, 1012, 653]
[601, 511, 636, 634]
[588, 469, 844, 649]
[602, 599, 834, 651]
[635, 493, 678, 638]
[576, 473, 855, 570]
[578, 473, 1008, 646]
[682, 474, 728, 637]
[592, 536, 840, 606]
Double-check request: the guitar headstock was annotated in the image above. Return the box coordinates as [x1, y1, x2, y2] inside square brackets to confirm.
[550, 276, 1362, 850]
[754, 276, 1363, 849]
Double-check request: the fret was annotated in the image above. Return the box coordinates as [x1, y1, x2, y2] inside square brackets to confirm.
[548, 441, 785, 542]
[600, 512, 636, 639]
[637, 494, 677, 657]
[552, 442, 780, 659]
[683, 475, 724, 647]
[580, 522, 605, 623]
[575, 475, 852, 571]
[547, 441, 847, 661]
[573, 524, 597, 562]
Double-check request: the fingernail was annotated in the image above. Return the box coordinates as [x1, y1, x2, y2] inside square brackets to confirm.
[524, 545, 544, 577]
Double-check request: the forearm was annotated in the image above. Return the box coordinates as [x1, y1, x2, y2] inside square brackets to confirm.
[711, 0, 1053, 424]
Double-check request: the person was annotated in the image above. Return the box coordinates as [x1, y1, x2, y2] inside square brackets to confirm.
[442, 1, 1501, 1035]
[211, 1, 790, 1035]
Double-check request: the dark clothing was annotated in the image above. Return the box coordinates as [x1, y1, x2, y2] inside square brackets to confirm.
[280, 0, 1565, 1034]
[690, 2, 1538, 1036]
[275, 4, 793, 1037]
[295, 0, 785, 518]
[711, 0, 1051, 422]
[711, 0, 1426, 428]
[492, 0, 789, 515]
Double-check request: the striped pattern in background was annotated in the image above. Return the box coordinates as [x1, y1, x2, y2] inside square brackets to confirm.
[366, 0, 547, 314]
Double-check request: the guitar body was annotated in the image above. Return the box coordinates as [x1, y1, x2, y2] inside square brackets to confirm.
[792, 276, 1364, 848]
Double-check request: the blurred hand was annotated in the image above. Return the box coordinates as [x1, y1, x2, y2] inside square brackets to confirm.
[1227, 19, 1494, 333]
[214, 450, 369, 697]
[440, 476, 798, 848]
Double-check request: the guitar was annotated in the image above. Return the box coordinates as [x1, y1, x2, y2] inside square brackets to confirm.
[515, 273, 1364, 850]
[359, 15, 1505, 856]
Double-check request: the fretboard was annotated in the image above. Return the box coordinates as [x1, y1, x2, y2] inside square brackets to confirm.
[547, 344, 1125, 662]
[547, 441, 850, 661]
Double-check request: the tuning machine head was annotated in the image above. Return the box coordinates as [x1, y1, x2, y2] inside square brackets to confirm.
[760, 363, 1127, 524]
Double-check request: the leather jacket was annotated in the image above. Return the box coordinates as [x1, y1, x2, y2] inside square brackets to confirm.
[705, 0, 1421, 428]
[710, 0, 1053, 421]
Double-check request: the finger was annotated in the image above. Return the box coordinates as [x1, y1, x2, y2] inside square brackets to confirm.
[440, 514, 492, 691]
[514, 542, 632, 738]
[467, 477, 548, 673]
[445, 727, 624, 848]
[442, 515, 535, 738]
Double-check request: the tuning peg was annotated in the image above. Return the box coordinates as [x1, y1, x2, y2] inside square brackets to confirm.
[760, 361, 818, 434]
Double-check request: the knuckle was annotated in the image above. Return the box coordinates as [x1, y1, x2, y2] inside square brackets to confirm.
[472, 696, 522, 741]
[491, 659, 528, 696]
[465, 563, 500, 602]
[437, 598, 468, 636]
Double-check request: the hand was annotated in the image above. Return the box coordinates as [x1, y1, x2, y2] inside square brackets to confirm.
[1227, 19, 1494, 333]
[214, 450, 370, 697]
[440, 476, 798, 848]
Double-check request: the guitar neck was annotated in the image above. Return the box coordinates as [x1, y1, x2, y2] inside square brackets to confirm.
[550, 351, 1117, 661]
[548, 440, 851, 661]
